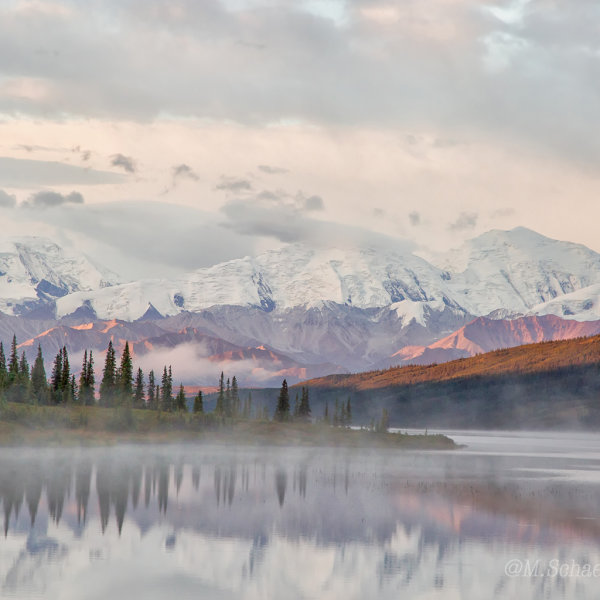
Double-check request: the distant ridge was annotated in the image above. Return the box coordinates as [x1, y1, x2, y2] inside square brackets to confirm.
[300, 333, 600, 391]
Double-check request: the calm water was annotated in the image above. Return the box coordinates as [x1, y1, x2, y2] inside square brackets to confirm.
[1, 432, 600, 599]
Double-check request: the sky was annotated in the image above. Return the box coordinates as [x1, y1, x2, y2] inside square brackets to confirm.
[0, 0, 599, 279]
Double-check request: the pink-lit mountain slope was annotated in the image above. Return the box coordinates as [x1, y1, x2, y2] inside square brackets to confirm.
[383, 315, 600, 367]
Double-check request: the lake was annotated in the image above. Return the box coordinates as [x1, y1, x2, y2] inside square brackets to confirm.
[1, 431, 600, 599]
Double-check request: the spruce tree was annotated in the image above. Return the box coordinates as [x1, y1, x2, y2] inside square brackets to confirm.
[274, 379, 290, 422]
[51, 348, 63, 403]
[215, 372, 225, 415]
[8, 335, 19, 383]
[100, 341, 116, 407]
[176, 384, 186, 411]
[60, 346, 70, 400]
[293, 392, 299, 418]
[31, 345, 48, 404]
[231, 376, 240, 417]
[324, 400, 329, 423]
[193, 390, 204, 414]
[0, 342, 6, 390]
[134, 367, 145, 408]
[79, 350, 96, 406]
[147, 370, 156, 409]
[18, 352, 30, 383]
[70, 374, 77, 403]
[299, 387, 311, 420]
[119, 342, 133, 399]
[161, 366, 172, 411]
[85, 351, 95, 405]
[345, 396, 352, 425]
[225, 377, 231, 417]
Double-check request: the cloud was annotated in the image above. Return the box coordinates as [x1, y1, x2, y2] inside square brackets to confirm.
[173, 164, 199, 182]
[0, 190, 16, 208]
[215, 176, 252, 193]
[134, 342, 303, 386]
[258, 165, 289, 175]
[448, 212, 478, 231]
[0, 157, 125, 187]
[220, 190, 411, 252]
[7, 200, 257, 279]
[0, 0, 598, 168]
[409, 211, 421, 226]
[22, 190, 84, 208]
[110, 153, 136, 173]
[303, 194, 324, 211]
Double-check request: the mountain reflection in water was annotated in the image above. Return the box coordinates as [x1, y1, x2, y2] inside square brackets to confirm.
[1, 437, 600, 599]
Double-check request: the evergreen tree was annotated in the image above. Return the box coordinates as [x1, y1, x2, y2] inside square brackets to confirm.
[18, 352, 30, 383]
[147, 369, 156, 409]
[324, 400, 329, 423]
[176, 384, 186, 411]
[51, 348, 63, 403]
[70, 374, 77, 403]
[118, 341, 133, 401]
[293, 392, 299, 418]
[225, 377, 231, 417]
[215, 371, 225, 415]
[334, 397, 340, 426]
[299, 387, 311, 420]
[100, 341, 116, 407]
[134, 368, 145, 408]
[274, 379, 290, 422]
[231, 376, 240, 417]
[31, 345, 48, 404]
[193, 390, 204, 414]
[60, 346, 70, 399]
[345, 396, 352, 425]
[0, 342, 6, 390]
[79, 350, 96, 406]
[8, 335, 19, 383]
[161, 366, 172, 411]
[78, 350, 88, 405]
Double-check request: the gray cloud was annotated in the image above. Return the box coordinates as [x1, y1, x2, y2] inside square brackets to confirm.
[22, 190, 84, 209]
[173, 164, 199, 182]
[110, 154, 136, 173]
[0, 1, 597, 166]
[302, 194, 324, 211]
[448, 212, 478, 232]
[9, 200, 257, 279]
[215, 176, 253, 193]
[0, 157, 125, 188]
[409, 212, 421, 226]
[0, 190, 16, 208]
[258, 165, 289, 175]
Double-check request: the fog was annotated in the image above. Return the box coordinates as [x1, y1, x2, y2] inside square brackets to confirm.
[2, 432, 600, 599]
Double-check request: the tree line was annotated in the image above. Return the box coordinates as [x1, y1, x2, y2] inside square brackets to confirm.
[0, 336, 316, 423]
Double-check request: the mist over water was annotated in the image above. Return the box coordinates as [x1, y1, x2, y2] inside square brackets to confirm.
[1, 434, 600, 599]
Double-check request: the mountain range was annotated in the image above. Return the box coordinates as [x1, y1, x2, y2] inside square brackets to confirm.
[1, 227, 599, 385]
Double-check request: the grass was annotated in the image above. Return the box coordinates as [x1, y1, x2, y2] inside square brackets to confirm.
[0, 402, 458, 449]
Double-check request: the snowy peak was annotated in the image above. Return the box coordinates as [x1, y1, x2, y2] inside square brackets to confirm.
[0, 236, 119, 316]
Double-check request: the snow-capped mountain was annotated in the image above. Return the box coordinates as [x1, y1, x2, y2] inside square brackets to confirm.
[51, 227, 600, 323]
[2, 227, 600, 382]
[0, 236, 118, 317]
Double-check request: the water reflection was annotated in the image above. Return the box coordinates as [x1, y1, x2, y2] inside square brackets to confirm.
[1, 441, 600, 599]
